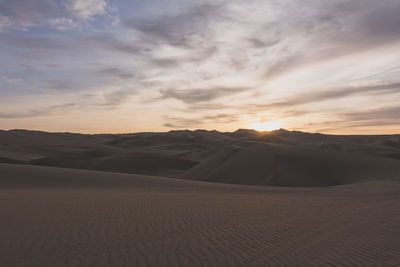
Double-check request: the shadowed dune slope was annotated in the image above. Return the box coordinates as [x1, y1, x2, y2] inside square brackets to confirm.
[32, 152, 197, 177]
[0, 130, 113, 163]
[1, 163, 400, 266]
[181, 142, 400, 186]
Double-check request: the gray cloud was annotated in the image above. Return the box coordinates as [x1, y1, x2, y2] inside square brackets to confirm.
[163, 117, 203, 129]
[160, 86, 252, 104]
[98, 88, 137, 107]
[163, 113, 238, 129]
[344, 106, 400, 121]
[1, 35, 70, 50]
[63, 0, 107, 20]
[313, 118, 400, 133]
[123, 3, 225, 47]
[261, 0, 400, 80]
[41, 80, 81, 91]
[87, 33, 218, 70]
[203, 114, 238, 123]
[96, 67, 134, 80]
[250, 81, 400, 111]
[149, 57, 184, 69]
[248, 37, 280, 49]
[0, 103, 76, 118]
[186, 102, 228, 111]
[0, 0, 60, 31]
[88, 34, 145, 55]
[2, 75, 22, 84]
[0, 0, 112, 31]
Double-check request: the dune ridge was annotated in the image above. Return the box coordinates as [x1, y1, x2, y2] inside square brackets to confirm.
[1, 128, 399, 187]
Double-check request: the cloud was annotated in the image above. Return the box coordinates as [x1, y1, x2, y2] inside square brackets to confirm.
[261, 0, 400, 80]
[123, 3, 225, 47]
[47, 17, 80, 30]
[1, 35, 70, 50]
[344, 106, 400, 121]
[87, 33, 217, 70]
[186, 103, 228, 111]
[0, 103, 76, 118]
[163, 119, 202, 129]
[95, 67, 134, 79]
[0, 0, 60, 31]
[2, 75, 22, 84]
[163, 113, 238, 129]
[250, 81, 400, 110]
[0, 0, 113, 31]
[0, 14, 13, 31]
[310, 110, 400, 132]
[247, 37, 280, 49]
[203, 114, 238, 123]
[87, 34, 144, 55]
[160, 86, 252, 104]
[41, 80, 81, 91]
[63, 0, 107, 20]
[99, 88, 137, 107]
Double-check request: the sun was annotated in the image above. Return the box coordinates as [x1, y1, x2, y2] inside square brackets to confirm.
[250, 121, 281, 131]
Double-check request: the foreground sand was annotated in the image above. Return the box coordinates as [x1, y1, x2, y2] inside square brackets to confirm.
[1, 164, 400, 266]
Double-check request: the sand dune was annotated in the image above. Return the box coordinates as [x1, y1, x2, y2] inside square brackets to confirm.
[32, 152, 197, 177]
[1, 129, 399, 186]
[1, 163, 400, 266]
[0, 130, 111, 163]
[181, 141, 400, 186]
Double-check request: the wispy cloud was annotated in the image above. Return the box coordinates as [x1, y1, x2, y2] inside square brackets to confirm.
[99, 88, 137, 107]
[123, 3, 225, 47]
[63, 0, 107, 20]
[160, 86, 253, 104]
[344, 106, 400, 121]
[0, 103, 76, 118]
[163, 113, 238, 129]
[95, 67, 134, 80]
[2, 75, 22, 84]
[1, 35, 71, 50]
[40, 80, 82, 91]
[247, 81, 400, 111]
[87, 34, 144, 55]
[0, 0, 114, 31]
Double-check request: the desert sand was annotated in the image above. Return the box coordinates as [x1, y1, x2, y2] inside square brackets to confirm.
[1, 129, 400, 266]
[2, 164, 400, 266]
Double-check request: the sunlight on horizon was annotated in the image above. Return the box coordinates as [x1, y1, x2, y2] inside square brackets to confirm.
[250, 121, 282, 132]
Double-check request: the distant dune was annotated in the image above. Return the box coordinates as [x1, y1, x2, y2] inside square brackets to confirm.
[1, 163, 400, 266]
[1, 128, 399, 186]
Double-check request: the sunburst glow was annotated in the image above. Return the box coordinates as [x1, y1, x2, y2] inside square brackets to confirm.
[250, 121, 281, 132]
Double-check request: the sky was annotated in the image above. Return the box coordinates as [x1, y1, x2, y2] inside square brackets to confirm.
[1, 0, 400, 134]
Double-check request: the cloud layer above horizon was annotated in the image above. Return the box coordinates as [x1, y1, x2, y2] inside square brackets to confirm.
[1, 0, 400, 134]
